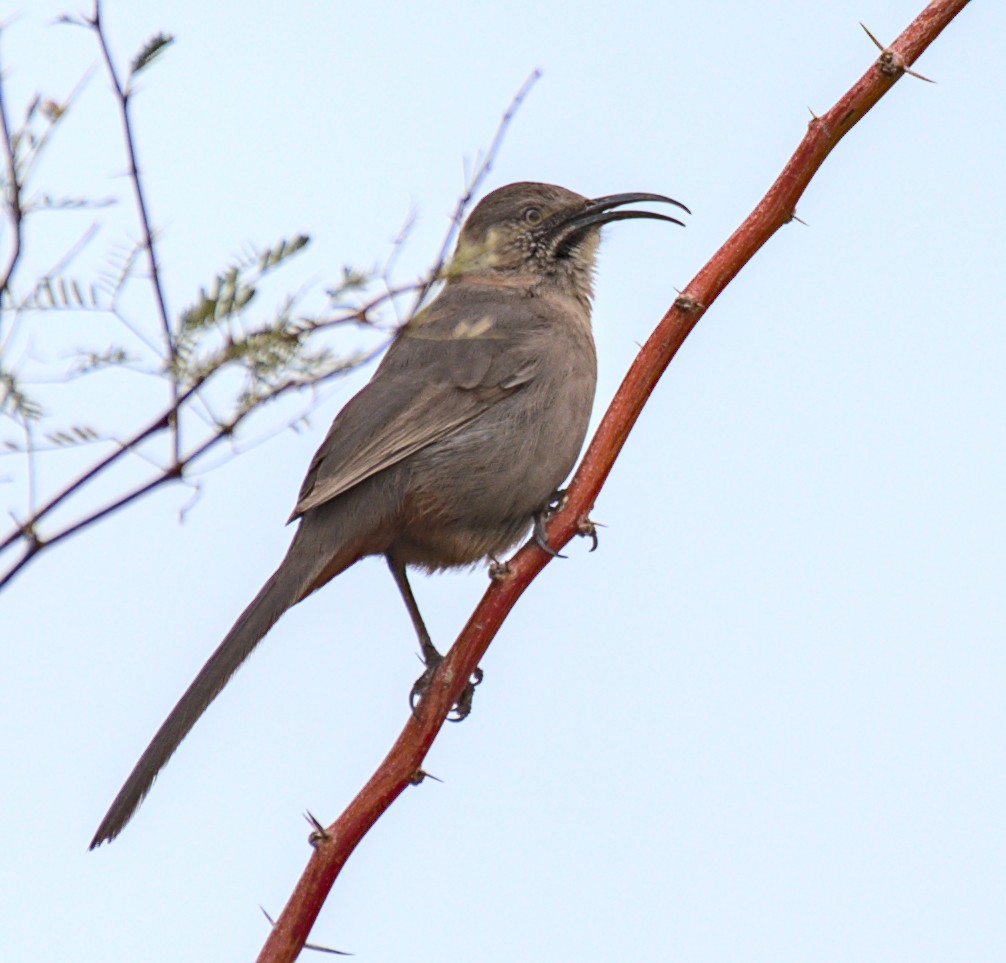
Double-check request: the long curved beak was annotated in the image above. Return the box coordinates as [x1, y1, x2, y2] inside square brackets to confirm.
[555, 192, 691, 236]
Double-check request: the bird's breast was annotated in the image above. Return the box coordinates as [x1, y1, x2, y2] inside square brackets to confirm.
[391, 317, 597, 570]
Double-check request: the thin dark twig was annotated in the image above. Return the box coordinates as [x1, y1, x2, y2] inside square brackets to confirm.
[17, 66, 95, 188]
[40, 221, 101, 280]
[379, 206, 417, 324]
[20, 414, 35, 515]
[406, 68, 542, 318]
[0, 266, 423, 580]
[316, 279, 426, 332]
[0, 472, 165, 589]
[0, 379, 202, 557]
[0, 345, 373, 587]
[89, 0, 180, 459]
[0, 26, 25, 309]
[3, 408, 225, 587]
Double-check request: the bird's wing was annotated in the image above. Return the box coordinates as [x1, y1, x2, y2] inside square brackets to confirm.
[290, 292, 541, 519]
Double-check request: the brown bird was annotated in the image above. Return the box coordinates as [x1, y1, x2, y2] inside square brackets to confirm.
[90, 181, 688, 847]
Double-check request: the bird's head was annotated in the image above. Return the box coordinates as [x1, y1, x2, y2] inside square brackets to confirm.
[446, 181, 689, 300]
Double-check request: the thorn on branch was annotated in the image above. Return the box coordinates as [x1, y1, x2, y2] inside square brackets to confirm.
[408, 768, 443, 785]
[303, 810, 331, 846]
[261, 904, 351, 955]
[673, 292, 702, 314]
[860, 21, 935, 83]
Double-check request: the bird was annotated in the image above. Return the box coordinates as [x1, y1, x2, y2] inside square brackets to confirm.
[90, 181, 688, 848]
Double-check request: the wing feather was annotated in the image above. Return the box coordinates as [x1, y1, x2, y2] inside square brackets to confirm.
[290, 287, 543, 519]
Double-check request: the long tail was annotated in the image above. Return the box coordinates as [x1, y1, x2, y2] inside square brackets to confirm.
[89, 523, 349, 848]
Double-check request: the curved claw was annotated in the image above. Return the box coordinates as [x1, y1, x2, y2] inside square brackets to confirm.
[577, 516, 601, 552]
[546, 488, 568, 515]
[447, 667, 484, 722]
[411, 657, 484, 722]
[409, 657, 441, 716]
[533, 510, 567, 559]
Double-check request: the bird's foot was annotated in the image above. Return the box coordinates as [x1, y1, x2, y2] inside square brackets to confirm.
[451, 666, 484, 721]
[576, 514, 604, 552]
[488, 556, 512, 580]
[547, 488, 568, 515]
[410, 651, 484, 722]
[532, 509, 567, 559]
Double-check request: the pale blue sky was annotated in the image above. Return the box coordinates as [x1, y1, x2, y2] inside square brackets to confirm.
[2, 1, 1004, 960]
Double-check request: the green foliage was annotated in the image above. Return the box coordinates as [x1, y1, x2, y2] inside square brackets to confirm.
[330, 264, 370, 296]
[99, 239, 144, 303]
[3, 85, 84, 213]
[43, 424, 100, 447]
[172, 235, 382, 413]
[168, 233, 395, 416]
[70, 347, 135, 375]
[129, 34, 175, 79]
[178, 236, 310, 334]
[26, 276, 99, 310]
[258, 234, 309, 271]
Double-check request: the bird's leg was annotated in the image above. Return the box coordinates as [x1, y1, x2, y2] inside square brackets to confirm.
[532, 488, 570, 558]
[387, 555, 441, 668]
[386, 555, 482, 721]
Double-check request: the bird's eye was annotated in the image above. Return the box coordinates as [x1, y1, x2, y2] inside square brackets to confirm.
[523, 206, 543, 225]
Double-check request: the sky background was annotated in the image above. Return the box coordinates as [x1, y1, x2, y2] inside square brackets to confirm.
[2, 1, 1004, 960]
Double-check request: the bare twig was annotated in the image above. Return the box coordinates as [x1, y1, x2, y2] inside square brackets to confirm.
[0, 271, 449, 588]
[88, 0, 180, 457]
[255, 3, 971, 960]
[0, 356, 349, 588]
[0, 381, 196, 581]
[378, 206, 417, 324]
[40, 221, 102, 280]
[2, 270, 420, 587]
[0, 25, 24, 311]
[406, 68, 542, 318]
